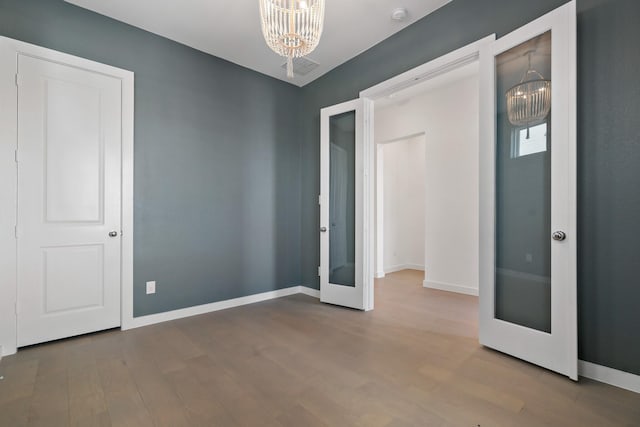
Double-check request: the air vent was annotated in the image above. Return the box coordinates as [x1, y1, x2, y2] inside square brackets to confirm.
[281, 57, 319, 76]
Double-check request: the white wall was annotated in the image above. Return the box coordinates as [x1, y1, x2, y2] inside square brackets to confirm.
[375, 74, 479, 295]
[380, 135, 426, 273]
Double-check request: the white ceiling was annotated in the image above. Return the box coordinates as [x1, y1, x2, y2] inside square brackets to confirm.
[65, 0, 452, 87]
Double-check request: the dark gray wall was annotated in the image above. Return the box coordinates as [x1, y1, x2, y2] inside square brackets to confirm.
[300, 0, 640, 375]
[0, 0, 302, 316]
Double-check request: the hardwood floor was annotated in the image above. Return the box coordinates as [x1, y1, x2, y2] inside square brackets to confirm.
[1, 269, 638, 426]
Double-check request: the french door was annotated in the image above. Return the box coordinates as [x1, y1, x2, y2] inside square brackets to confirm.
[319, 99, 374, 310]
[479, 1, 577, 379]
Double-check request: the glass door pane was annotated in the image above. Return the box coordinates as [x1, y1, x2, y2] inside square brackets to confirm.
[495, 31, 552, 332]
[329, 111, 356, 287]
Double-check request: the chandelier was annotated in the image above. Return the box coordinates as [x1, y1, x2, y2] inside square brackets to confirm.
[259, 0, 325, 78]
[505, 51, 551, 139]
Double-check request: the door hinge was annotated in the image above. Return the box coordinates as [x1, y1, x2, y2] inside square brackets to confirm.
[15, 302, 18, 315]
[14, 225, 18, 239]
[318, 266, 321, 277]
[14, 150, 18, 163]
[15, 73, 22, 87]
[318, 195, 322, 205]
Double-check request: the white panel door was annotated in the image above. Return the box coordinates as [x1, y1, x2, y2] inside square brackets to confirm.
[479, 1, 577, 379]
[320, 99, 374, 310]
[17, 54, 122, 347]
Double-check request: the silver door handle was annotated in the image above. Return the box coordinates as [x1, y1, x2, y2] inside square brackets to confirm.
[109, 231, 119, 237]
[552, 231, 566, 241]
[320, 227, 327, 232]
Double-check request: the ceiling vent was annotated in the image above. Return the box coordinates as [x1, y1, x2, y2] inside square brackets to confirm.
[281, 57, 320, 76]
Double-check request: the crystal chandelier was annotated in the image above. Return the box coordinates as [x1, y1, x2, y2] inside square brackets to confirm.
[259, 0, 325, 78]
[505, 51, 551, 139]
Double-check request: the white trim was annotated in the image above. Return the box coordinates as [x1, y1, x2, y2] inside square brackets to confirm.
[0, 37, 134, 355]
[375, 271, 386, 279]
[120, 66, 135, 331]
[360, 35, 495, 101]
[579, 360, 640, 394]
[375, 144, 384, 277]
[299, 286, 321, 299]
[125, 286, 314, 329]
[0, 38, 19, 357]
[385, 264, 425, 274]
[423, 280, 479, 296]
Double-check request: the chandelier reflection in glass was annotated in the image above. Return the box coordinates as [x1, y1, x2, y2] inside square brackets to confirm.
[259, 0, 325, 78]
[505, 51, 551, 139]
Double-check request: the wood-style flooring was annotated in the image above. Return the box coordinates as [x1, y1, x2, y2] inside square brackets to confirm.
[0, 269, 639, 426]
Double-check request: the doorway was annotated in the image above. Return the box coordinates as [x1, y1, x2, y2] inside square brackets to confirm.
[376, 133, 427, 279]
[374, 62, 480, 297]
[320, 0, 577, 380]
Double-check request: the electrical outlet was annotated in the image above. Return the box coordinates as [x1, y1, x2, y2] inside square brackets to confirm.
[146, 281, 156, 295]
[525, 253, 533, 263]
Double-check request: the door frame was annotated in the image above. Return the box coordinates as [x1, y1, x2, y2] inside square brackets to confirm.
[359, 35, 495, 298]
[0, 36, 135, 356]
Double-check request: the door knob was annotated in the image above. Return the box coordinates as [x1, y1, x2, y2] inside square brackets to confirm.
[320, 227, 327, 232]
[108, 231, 119, 237]
[552, 231, 566, 241]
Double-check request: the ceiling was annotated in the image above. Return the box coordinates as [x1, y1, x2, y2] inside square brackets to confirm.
[64, 0, 452, 87]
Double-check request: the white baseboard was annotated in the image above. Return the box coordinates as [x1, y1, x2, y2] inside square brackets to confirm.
[579, 360, 640, 394]
[0, 344, 14, 357]
[124, 286, 304, 330]
[385, 264, 425, 274]
[423, 280, 478, 296]
[299, 286, 320, 298]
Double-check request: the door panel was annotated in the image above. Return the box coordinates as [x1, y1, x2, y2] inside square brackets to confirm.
[320, 99, 373, 310]
[17, 54, 122, 347]
[42, 245, 104, 313]
[479, 1, 577, 379]
[44, 78, 103, 223]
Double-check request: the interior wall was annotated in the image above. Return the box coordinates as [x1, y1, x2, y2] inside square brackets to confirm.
[1, 0, 637, 378]
[300, 0, 640, 376]
[376, 76, 479, 293]
[379, 135, 426, 273]
[0, 0, 302, 318]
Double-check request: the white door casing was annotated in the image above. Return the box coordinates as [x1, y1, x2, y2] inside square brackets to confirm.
[479, 1, 577, 379]
[320, 98, 374, 311]
[0, 37, 134, 355]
